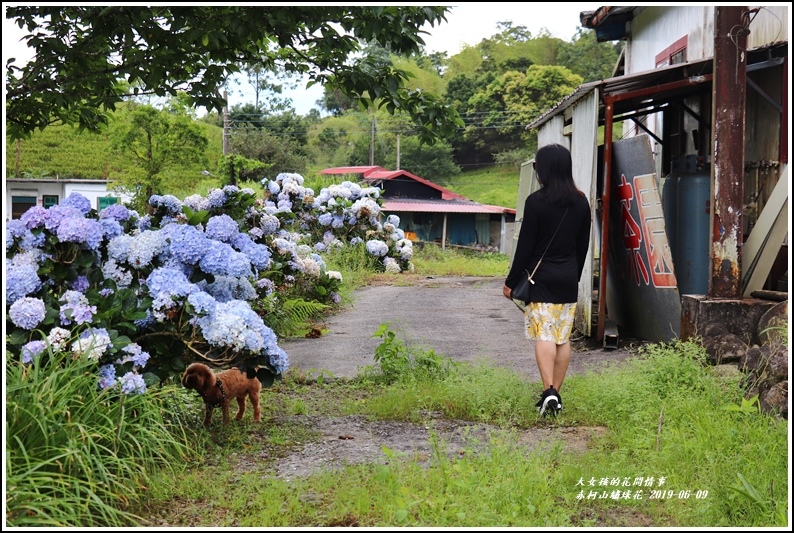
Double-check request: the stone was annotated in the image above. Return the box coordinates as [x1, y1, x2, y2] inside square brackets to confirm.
[759, 380, 788, 419]
[756, 301, 789, 346]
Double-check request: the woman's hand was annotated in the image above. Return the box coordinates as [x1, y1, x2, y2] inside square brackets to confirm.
[502, 284, 512, 300]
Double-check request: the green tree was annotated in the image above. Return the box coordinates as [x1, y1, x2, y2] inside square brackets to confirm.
[557, 28, 623, 82]
[6, 6, 463, 144]
[110, 104, 209, 211]
[227, 123, 308, 179]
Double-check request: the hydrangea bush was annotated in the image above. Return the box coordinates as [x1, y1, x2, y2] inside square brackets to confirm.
[5, 173, 414, 394]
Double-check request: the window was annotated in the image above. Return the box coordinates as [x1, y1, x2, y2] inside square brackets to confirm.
[11, 196, 36, 219]
[43, 195, 59, 208]
[655, 36, 688, 68]
[98, 196, 120, 211]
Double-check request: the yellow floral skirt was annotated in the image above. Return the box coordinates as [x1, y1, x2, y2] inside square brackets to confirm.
[524, 302, 577, 344]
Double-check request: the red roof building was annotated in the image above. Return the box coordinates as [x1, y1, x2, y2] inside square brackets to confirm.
[320, 166, 516, 254]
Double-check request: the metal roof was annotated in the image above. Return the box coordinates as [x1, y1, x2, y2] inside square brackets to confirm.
[527, 57, 714, 130]
[527, 41, 786, 131]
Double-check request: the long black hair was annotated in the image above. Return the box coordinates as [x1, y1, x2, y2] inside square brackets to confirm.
[534, 143, 584, 206]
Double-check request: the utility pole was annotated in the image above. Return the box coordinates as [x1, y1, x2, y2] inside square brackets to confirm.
[369, 114, 375, 166]
[396, 133, 401, 170]
[222, 89, 230, 156]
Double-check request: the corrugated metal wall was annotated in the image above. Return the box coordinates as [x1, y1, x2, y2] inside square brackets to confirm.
[569, 89, 600, 337]
[516, 89, 600, 336]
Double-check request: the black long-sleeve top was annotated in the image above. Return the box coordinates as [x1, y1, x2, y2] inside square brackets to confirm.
[505, 191, 591, 304]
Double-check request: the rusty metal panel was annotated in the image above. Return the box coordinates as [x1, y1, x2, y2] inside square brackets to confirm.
[605, 135, 682, 342]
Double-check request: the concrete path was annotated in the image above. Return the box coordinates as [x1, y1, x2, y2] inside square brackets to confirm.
[280, 276, 637, 382]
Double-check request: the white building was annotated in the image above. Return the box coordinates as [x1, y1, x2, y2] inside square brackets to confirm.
[5, 178, 134, 219]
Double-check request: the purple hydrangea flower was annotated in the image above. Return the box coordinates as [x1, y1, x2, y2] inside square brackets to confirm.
[9, 297, 47, 330]
[20, 206, 48, 229]
[59, 290, 97, 325]
[21, 340, 47, 364]
[71, 275, 90, 293]
[56, 216, 104, 250]
[61, 192, 92, 215]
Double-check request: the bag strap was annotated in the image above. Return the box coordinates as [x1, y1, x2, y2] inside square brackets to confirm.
[526, 207, 569, 283]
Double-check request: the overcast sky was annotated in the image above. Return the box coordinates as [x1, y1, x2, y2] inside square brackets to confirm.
[3, 3, 594, 115]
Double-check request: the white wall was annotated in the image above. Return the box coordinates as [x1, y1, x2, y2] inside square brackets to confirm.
[64, 182, 134, 210]
[5, 180, 134, 219]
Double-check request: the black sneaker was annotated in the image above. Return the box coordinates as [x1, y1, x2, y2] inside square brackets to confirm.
[537, 386, 561, 417]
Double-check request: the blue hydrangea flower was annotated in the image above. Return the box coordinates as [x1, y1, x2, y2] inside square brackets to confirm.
[101, 259, 133, 288]
[205, 214, 239, 242]
[149, 194, 183, 215]
[187, 291, 217, 315]
[119, 372, 147, 394]
[9, 297, 47, 330]
[259, 213, 280, 235]
[99, 218, 124, 240]
[126, 230, 167, 268]
[366, 239, 389, 257]
[146, 267, 195, 299]
[202, 276, 257, 302]
[137, 215, 152, 231]
[21, 340, 47, 364]
[98, 203, 132, 221]
[97, 364, 118, 390]
[6, 263, 42, 304]
[160, 223, 207, 266]
[207, 189, 227, 208]
[61, 192, 92, 215]
[198, 241, 253, 278]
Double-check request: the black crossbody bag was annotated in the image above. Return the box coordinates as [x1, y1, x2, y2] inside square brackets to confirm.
[511, 207, 569, 306]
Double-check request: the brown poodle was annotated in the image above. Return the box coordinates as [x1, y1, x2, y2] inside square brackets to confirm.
[181, 362, 261, 426]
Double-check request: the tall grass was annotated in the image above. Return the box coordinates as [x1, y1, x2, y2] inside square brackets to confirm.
[410, 244, 510, 277]
[5, 348, 204, 527]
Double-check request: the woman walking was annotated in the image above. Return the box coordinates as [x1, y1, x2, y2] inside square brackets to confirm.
[503, 143, 592, 416]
